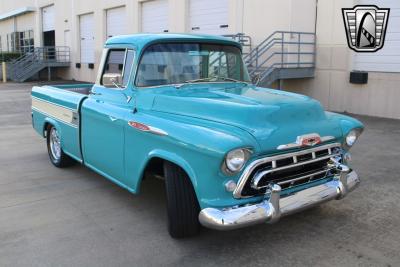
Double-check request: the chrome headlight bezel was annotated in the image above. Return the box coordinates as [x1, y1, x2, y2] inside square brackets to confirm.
[222, 148, 252, 175]
[343, 128, 363, 150]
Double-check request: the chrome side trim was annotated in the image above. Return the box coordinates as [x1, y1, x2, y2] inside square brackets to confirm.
[148, 126, 168, 136]
[32, 97, 79, 128]
[127, 121, 168, 136]
[199, 168, 360, 230]
[233, 142, 341, 199]
[31, 96, 77, 111]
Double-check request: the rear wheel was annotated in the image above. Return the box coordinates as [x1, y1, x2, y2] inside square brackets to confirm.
[164, 162, 200, 238]
[46, 125, 74, 168]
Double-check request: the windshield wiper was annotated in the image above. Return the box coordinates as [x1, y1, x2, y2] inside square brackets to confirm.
[184, 77, 214, 83]
[175, 76, 249, 89]
[217, 77, 249, 85]
[184, 76, 249, 84]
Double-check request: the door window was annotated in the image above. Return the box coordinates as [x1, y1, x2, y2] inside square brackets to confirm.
[101, 49, 135, 88]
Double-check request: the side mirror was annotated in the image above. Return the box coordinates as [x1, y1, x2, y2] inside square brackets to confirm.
[102, 73, 123, 88]
[251, 73, 261, 86]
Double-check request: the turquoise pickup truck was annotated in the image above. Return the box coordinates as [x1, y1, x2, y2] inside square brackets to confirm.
[32, 34, 363, 238]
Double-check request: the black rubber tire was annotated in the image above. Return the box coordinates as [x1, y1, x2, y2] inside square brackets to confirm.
[46, 125, 74, 168]
[164, 161, 200, 238]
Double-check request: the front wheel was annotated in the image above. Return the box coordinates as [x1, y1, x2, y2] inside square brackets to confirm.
[164, 162, 200, 238]
[46, 125, 74, 168]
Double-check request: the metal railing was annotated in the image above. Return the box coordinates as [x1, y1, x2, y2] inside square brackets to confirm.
[224, 33, 252, 56]
[8, 46, 70, 82]
[244, 31, 316, 84]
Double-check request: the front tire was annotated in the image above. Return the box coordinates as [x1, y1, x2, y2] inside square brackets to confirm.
[164, 162, 200, 238]
[46, 125, 74, 168]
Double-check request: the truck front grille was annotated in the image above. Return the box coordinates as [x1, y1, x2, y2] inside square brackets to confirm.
[234, 143, 342, 198]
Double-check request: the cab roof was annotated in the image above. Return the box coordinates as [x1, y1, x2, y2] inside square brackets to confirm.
[105, 33, 241, 51]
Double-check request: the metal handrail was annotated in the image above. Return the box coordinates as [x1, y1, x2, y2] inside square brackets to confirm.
[244, 31, 315, 60]
[244, 31, 316, 85]
[8, 46, 70, 81]
[224, 33, 252, 51]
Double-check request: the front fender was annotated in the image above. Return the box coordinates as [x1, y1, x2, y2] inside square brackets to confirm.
[325, 112, 364, 143]
[124, 111, 260, 208]
[141, 149, 198, 189]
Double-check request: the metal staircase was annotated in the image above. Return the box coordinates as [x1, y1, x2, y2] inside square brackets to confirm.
[7, 46, 70, 82]
[232, 31, 316, 87]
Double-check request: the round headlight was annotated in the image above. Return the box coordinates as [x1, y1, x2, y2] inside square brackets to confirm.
[225, 149, 247, 173]
[345, 129, 358, 147]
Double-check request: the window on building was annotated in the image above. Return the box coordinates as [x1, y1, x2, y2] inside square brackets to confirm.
[20, 30, 34, 53]
[7, 32, 19, 52]
[6, 30, 34, 53]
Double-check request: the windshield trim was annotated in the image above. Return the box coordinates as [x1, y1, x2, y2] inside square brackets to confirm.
[134, 42, 249, 89]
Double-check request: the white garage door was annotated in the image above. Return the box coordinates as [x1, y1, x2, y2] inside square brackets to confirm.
[106, 6, 127, 38]
[80, 13, 95, 63]
[42, 5, 55, 32]
[141, 0, 169, 33]
[353, 0, 400, 72]
[189, 0, 229, 35]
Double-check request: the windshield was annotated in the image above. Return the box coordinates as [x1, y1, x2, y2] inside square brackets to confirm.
[135, 43, 251, 87]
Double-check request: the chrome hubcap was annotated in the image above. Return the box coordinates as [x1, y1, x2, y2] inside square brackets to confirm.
[50, 128, 61, 160]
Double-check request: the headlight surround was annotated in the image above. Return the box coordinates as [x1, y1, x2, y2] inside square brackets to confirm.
[344, 128, 363, 149]
[223, 148, 251, 175]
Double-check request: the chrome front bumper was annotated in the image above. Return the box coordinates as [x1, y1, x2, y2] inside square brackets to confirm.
[199, 165, 360, 230]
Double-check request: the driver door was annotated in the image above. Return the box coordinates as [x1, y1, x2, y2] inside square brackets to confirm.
[81, 48, 135, 184]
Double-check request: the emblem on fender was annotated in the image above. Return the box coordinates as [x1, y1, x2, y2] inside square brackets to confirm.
[277, 133, 334, 150]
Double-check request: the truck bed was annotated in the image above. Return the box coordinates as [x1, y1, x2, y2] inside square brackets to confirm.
[31, 83, 94, 162]
[50, 84, 94, 95]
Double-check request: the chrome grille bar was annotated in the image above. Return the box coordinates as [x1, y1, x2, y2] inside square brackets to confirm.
[277, 168, 332, 186]
[233, 142, 341, 199]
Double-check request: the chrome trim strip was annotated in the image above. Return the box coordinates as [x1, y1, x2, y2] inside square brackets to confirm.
[31, 96, 77, 111]
[32, 107, 78, 129]
[148, 126, 168, 136]
[233, 142, 341, 199]
[199, 168, 360, 230]
[127, 121, 168, 136]
[32, 97, 79, 128]
[277, 135, 335, 150]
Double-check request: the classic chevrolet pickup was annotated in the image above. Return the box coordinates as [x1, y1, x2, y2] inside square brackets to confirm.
[32, 34, 363, 238]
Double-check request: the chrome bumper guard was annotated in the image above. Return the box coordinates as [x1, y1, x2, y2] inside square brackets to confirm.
[199, 164, 359, 230]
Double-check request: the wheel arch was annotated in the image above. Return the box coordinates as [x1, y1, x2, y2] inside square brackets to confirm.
[42, 118, 62, 138]
[135, 149, 198, 194]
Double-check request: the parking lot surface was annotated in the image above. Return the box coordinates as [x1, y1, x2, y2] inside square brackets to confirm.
[1, 82, 399, 267]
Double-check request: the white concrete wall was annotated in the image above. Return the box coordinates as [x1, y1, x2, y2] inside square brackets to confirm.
[283, 0, 400, 119]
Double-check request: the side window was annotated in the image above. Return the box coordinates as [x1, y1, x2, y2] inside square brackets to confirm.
[101, 49, 135, 88]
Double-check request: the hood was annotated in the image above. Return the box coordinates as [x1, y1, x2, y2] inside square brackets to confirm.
[143, 84, 343, 154]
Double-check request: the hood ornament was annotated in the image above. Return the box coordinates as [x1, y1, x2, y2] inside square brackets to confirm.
[277, 133, 335, 150]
